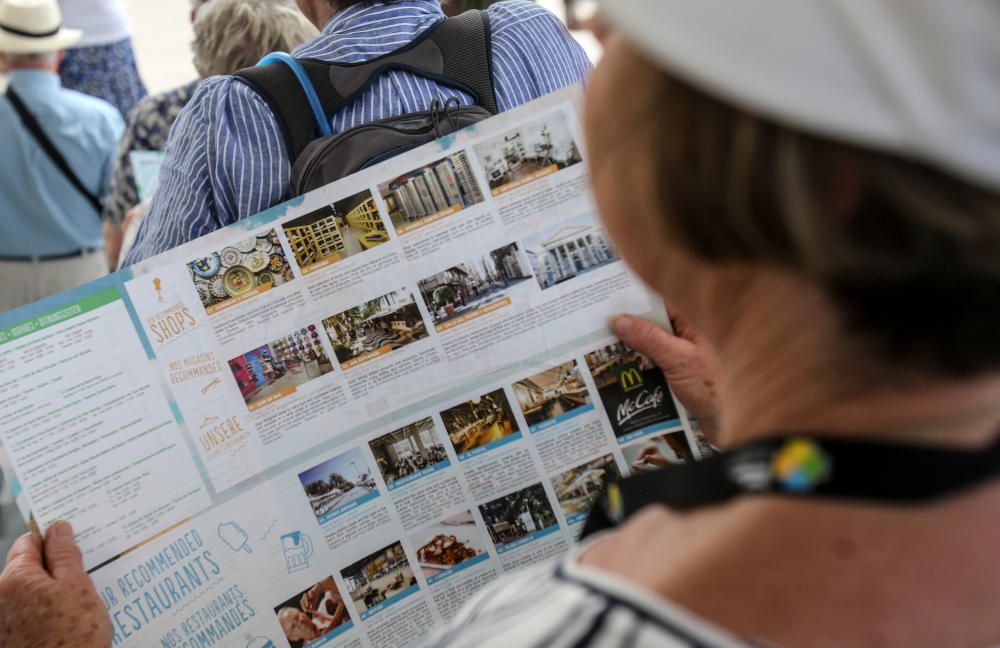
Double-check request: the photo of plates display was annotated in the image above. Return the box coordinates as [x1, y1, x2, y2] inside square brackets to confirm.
[191, 252, 221, 279]
[246, 251, 270, 273]
[234, 237, 257, 253]
[220, 247, 242, 267]
[223, 266, 255, 297]
[188, 230, 294, 308]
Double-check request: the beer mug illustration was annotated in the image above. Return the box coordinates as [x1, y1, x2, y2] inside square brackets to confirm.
[280, 531, 313, 573]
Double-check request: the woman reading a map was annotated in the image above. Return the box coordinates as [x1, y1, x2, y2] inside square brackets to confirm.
[2, 0, 1000, 646]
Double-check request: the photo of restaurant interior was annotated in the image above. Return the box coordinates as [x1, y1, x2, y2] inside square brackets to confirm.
[440, 388, 521, 455]
[513, 360, 592, 427]
[228, 326, 333, 408]
[282, 190, 390, 270]
[478, 483, 558, 547]
[341, 542, 418, 615]
[418, 242, 533, 325]
[551, 454, 622, 518]
[474, 112, 583, 190]
[380, 152, 485, 230]
[369, 417, 450, 486]
[525, 214, 619, 289]
[322, 289, 429, 364]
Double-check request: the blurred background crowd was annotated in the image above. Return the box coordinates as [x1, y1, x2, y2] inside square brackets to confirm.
[0, 0, 601, 314]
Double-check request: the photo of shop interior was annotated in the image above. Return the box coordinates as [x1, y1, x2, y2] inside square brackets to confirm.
[418, 242, 533, 325]
[552, 455, 622, 517]
[298, 447, 378, 520]
[369, 417, 449, 486]
[478, 483, 558, 546]
[513, 360, 592, 427]
[274, 576, 349, 648]
[322, 289, 429, 364]
[282, 191, 390, 269]
[380, 152, 485, 229]
[475, 113, 583, 190]
[440, 388, 521, 455]
[228, 326, 333, 407]
[341, 542, 417, 614]
[525, 214, 620, 289]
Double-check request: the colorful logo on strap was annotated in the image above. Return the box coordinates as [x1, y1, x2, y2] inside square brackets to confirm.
[772, 439, 830, 492]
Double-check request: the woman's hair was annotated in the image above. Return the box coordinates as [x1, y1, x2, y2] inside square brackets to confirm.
[630, 57, 1000, 377]
[191, 0, 318, 78]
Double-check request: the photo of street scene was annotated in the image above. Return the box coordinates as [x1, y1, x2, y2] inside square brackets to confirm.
[341, 541, 418, 617]
[512, 360, 592, 431]
[409, 511, 489, 582]
[551, 455, 622, 523]
[623, 431, 694, 473]
[282, 190, 390, 272]
[524, 212, 620, 289]
[369, 417, 450, 488]
[418, 242, 533, 326]
[478, 483, 558, 548]
[473, 111, 583, 191]
[379, 151, 484, 232]
[298, 446, 379, 523]
[274, 576, 351, 648]
[228, 325, 333, 409]
[585, 341, 681, 442]
[440, 388, 521, 457]
[322, 288, 429, 367]
[188, 229, 295, 312]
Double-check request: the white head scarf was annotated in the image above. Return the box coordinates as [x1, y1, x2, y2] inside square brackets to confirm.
[599, 0, 1000, 192]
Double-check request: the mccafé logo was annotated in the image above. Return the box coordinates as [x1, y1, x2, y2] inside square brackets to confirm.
[617, 363, 644, 392]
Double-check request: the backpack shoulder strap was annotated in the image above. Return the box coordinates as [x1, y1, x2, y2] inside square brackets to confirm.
[232, 9, 497, 163]
[323, 10, 498, 116]
[425, 9, 498, 115]
[233, 57, 343, 163]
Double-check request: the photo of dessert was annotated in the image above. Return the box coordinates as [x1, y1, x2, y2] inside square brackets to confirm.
[408, 511, 489, 582]
[274, 576, 352, 648]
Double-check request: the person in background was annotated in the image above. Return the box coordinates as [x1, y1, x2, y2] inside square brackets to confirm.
[0, 0, 124, 312]
[104, 0, 318, 266]
[121, 0, 591, 264]
[56, 0, 146, 117]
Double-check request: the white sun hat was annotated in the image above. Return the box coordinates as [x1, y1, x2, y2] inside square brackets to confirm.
[599, 0, 1000, 193]
[0, 0, 81, 54]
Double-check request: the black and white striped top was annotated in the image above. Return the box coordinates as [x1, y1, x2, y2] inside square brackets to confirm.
[425, 553, 752, 648]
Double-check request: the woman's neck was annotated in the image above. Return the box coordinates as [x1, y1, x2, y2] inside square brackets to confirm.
[708, 272, 1000, 449]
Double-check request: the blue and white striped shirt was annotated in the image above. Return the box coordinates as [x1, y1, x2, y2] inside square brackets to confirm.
[123, 0, 591, 265]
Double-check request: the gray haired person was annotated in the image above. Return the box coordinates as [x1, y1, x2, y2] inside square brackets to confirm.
[104, 0, 318, 265]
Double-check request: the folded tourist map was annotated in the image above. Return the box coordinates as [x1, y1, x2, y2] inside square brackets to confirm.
[0, 85, 705, 648]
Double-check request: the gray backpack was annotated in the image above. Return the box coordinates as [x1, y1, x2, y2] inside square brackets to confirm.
[233, 10, 498, 197]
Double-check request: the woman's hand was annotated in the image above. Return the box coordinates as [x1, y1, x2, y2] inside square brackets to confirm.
[0, 522, 111, 648]
[612, 312, 721, 443]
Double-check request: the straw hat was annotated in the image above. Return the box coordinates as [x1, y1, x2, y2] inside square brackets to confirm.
[599, 0, 1000, 193]
[0, 0, 81, 54]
